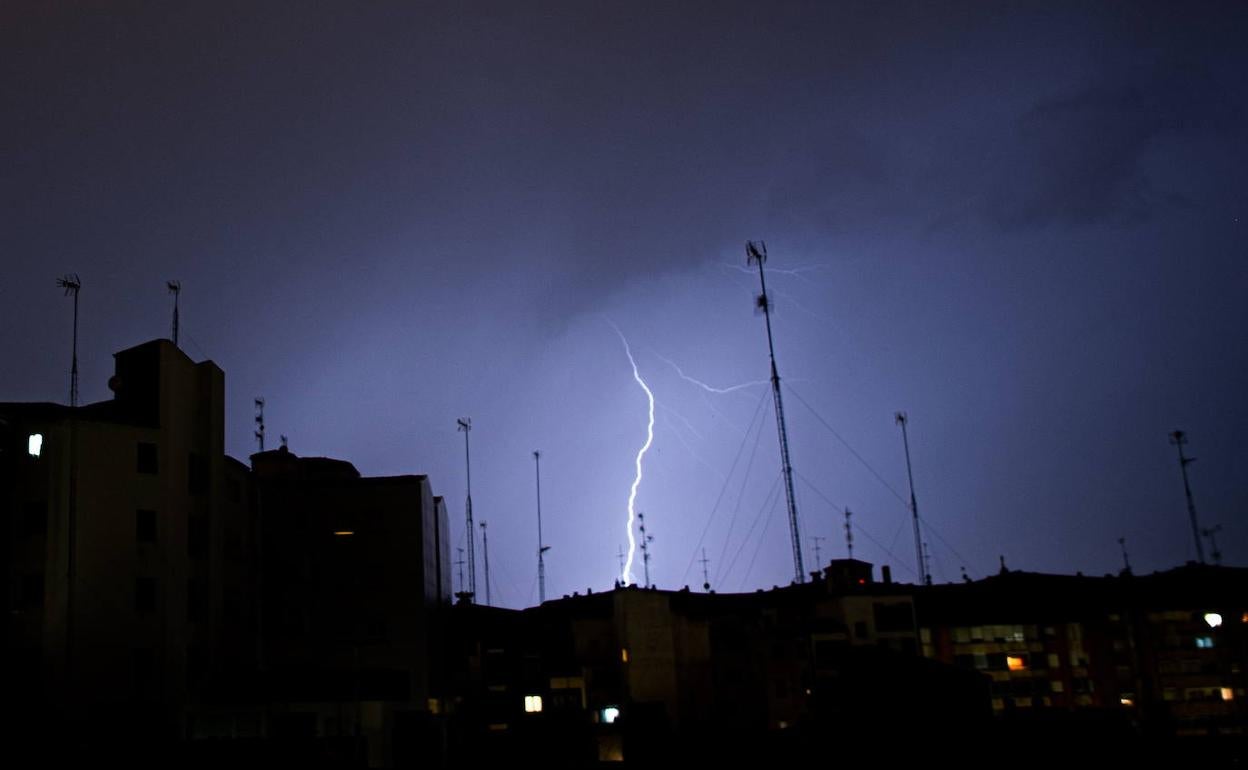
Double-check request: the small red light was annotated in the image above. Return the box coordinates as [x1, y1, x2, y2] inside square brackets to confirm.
[857, 578, 865, 585]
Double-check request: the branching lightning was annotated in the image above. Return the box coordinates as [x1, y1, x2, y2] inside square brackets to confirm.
[654, 353, 769, 394]
[613, 324, 654, 587]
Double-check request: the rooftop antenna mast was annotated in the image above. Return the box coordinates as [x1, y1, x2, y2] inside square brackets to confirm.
[57, 274, 81, 406]
[844, 507, 854, 560]
[454, 548, 465, 597]
[457, 418, 476, 601]
[747, 240, 804, 583]
[1118, 537, 1132, 574]
[1201, 525, 1223, 566]
[923, 541, 933, 584]
[638, 512, 654, 588]
[699, 548, 711, 591]
[167, 280, 181, 347]
[617, 545, 625, 581]
[479, 521, 491, 606]
[534, 451, 550, 604]
[1169, 430, 1205, 564]
[254, 398, 265, 452]
[895, 412, 930, 585]
[812, 536, 826, 571]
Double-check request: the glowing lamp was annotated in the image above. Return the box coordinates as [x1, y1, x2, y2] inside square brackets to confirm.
[1204, 612, 1223, 628]
[28, 434, 42, 457]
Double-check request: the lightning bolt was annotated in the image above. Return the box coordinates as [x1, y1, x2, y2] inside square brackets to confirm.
[654, 353, 769, 394]
[612, 324, 654, 587]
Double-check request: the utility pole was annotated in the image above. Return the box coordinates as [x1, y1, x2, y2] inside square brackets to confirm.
[480, 522, 491, 606]
[57, 274, 81, 685]
[254, 398, 265, 452]
[699, 548, 711, 591]
[747, 241, 804, 583]
[896, 412, 930, 585]
[812, 536, 826, 571]
[1118, 537, 1132, 574]
[534, 451, 550, 604]
[1202, 525, 1223, 566]
[638, 512, 654, 588]
[1169, 430, 1205, 564]
[57, 275, 81, 406]
[844, 507, 854, 560]
[458, 418, 476, 600]
[167, 280, 181, 347]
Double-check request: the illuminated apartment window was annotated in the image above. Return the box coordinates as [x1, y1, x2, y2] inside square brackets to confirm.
[600, 706, 620, 724]
[1195, 636, 1214, 649]
[27, 434, 42, 457]
[524, 695, 543, 713]
[1007, 655, 1027, 672]
[621, 649, 629, 663]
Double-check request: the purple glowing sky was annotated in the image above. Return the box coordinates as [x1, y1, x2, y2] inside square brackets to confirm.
[3, 2, 1246, 606]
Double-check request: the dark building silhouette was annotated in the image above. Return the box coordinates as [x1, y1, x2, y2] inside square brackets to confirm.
[438, 561, 990, 765]
[915, 562, 1248, 746]
[196, 446, 451, 767]
[1, 340, 253, 746]
[2, 339, 450, 767]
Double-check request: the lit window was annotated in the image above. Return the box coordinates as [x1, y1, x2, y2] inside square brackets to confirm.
[1120, 697, 1134, 707]
[524, 695, 543, 713]
[333, 531, 355, 537]
[1204, 613, 1223, 628]
[600, 706, 620, 724]
[1222, 688, 1235, 702]
[27, 434, 42, 457]
[1007, 655, 1026, 671]
[621, 649, 629, 663]
[1196, 636, 1214, 649]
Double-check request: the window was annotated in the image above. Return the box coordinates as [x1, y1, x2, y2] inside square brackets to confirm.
[188, 453, 208, 495]
[1195, 636, 1214, 649]
[136, 509, 156, 543]
[600, 706, 620, 724]
[188, 516, 207, 558]
[136, 442, 158, 474]
[1007, 655, 1027, 671]
[524, 695, 543, 713]
[27, 433, 42, 457]
[136, 577, 157, 612]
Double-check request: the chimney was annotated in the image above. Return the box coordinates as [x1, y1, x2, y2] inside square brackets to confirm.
[881, 565, 892, 585]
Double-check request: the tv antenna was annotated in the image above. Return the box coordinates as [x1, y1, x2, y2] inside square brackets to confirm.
[534, 451, 550, 603]
[57, 274, 81, 406]
[896, 412, 930, 585]
[844, 507, 854, 560]
[699, 548, 711, 591]
[638, 512, 654, 588]
[1201, 525, 1223, 565]
[458, 418, 476, 601]
[747, 240, 804, 583]
[480, 521, 491, 606]
[254, 398, 265, 452]
[1169, 430, 1205, 564]
[167, 280, 181, 347]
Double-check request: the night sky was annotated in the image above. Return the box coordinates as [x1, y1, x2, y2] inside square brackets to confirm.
[4, 2, 1245, 607]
